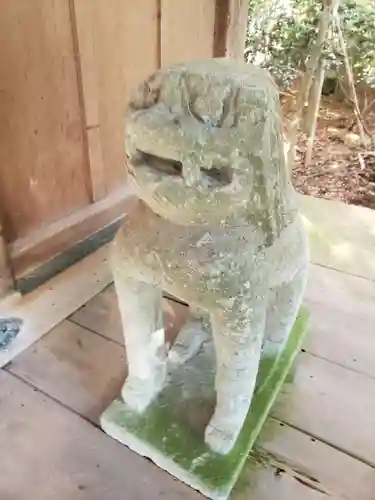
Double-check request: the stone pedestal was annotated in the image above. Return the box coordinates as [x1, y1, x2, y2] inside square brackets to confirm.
[101, 309, 309, 500]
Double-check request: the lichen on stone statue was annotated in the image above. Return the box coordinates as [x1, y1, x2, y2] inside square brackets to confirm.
[111, 59, 308, 455]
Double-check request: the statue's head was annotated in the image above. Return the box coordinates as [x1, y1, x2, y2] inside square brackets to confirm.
[125, 59, 296, 232]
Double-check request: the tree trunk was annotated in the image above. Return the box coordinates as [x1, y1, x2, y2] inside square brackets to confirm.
[303, 58, 325, 134]
[335, 14, 367, 146]
[304, 57, 326, 166]
[285, 0, 340, 169]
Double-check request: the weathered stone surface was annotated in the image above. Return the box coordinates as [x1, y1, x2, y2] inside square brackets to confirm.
[110, 59, 308, 455]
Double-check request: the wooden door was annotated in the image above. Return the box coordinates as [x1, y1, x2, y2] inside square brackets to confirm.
[0, 0, 159, 293]
[0, 0, 246, 296]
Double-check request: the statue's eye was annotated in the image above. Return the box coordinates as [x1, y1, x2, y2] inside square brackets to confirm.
[201, 167, 233, 187]
[134, 150, 183, 177]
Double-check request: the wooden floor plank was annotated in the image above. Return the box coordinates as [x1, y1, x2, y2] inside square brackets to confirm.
[8, 300, 188, 423]
[70, 285, 189, 346]
[8, 315, 375, 500]
[0, 245, 112, 368]
[256, 419, 375, 500]
[7, 320, 126, 422]
[0, 370, 202, 500]
[69, 286, 123, 344]
[298, 194, 375, 281]
[235, 464, 331, 500]
[0, 371, 329, 500]
[273, 352, 375, 467]
[304, 263, 375, 378]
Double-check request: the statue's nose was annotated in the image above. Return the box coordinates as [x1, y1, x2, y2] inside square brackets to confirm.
[182, 156, 202, 188]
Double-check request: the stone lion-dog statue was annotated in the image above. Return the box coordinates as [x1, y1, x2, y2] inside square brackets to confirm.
[111, 59, 308, 455]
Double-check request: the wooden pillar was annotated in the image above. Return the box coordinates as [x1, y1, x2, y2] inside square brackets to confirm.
[160, 0, 216, 66]
[214, 0, 248, 60]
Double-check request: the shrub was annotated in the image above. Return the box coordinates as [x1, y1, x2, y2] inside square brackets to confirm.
[245, 0, 375, 90]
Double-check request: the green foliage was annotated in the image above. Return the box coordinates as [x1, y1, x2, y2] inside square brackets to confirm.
[340, 1, 375, 87]
[245, 0, 375, 89]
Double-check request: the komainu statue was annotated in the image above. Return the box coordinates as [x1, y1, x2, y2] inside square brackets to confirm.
[111, 59, 308, 455]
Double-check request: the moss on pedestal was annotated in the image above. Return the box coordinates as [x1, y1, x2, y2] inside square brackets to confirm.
[101, 308, 309, 500]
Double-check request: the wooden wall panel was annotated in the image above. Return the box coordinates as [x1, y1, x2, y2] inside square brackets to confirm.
[73, 0, 159, 200]
[161, 0, 216, 67]
[0, 0, 91, 242]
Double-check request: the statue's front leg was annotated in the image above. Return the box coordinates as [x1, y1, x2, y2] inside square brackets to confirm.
[112, 241, 167, 413]
[205, 295, 267, 454]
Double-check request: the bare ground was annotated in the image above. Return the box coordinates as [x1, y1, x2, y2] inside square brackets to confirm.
[282, 93, 375, 210]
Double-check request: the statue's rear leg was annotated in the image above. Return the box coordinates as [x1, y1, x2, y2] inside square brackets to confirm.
[204, 296, 267, 454]
[263, 267, 307, 360]
[112, 239, 167, 412]
[169, 305, 211, 365]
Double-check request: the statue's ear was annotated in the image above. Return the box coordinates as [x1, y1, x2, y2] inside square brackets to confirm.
[220, 88, 240, 129]
[129, 71, 163, 111]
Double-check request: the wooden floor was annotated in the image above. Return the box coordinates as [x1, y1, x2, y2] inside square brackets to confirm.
[1, 196, 375, 500]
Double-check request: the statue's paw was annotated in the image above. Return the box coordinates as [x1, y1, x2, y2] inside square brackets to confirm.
[168, 320, 209, 365]
[168, 342, 192, 365]
[121, 370, 166, 413]
[121, 378, 153, 412]
[168, 336, 204, 365]
[261, 338, 286, 360]
[204, 421, 237, 455]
